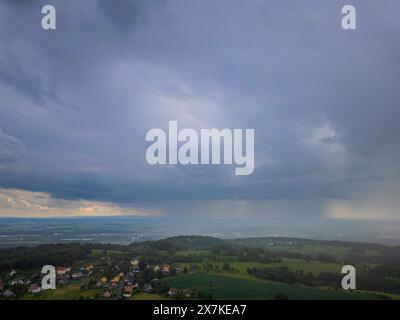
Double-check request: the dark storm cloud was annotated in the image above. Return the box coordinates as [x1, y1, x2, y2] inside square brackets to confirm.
[0, 0, 399, 218]
[97, 0, 165, 31]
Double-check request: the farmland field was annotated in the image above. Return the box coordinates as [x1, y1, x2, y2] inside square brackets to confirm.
[229, 238, 383, 259]
[22, 285, 104, 300]
[210, 259, 342, 275]
[163, 273, 370, 300]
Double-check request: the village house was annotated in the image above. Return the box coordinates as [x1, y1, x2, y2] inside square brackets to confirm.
[162, 264, 170, 274]
[96, 276, 109, 288]
[123, 283, 135, 297]
[111, 274, 121, 284]
[10, 278, 24, 286]
[103, 290, 112, 299]
[56, 268, 71, 284]
[9, 270, 17, 277]
[56, 267, 71, 275]
[85, 264, 94, 271]
[71, 272, 83, 280]
[131, 259, 139, 267]
[168, 287, 179, 296]
[154, 265, 160, 272]
[131, 259, 140, 272]
[167, 287, 192, 297]
[28, 283, 42, 294]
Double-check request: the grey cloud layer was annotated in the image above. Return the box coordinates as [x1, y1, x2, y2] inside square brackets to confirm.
[0, 0, 399, 218]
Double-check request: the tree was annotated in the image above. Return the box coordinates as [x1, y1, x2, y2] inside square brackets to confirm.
[222, 262, 230, 272]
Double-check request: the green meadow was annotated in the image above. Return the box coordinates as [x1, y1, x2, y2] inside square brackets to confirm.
[163, 273, 369, 300]
[211, 259, 342, 275]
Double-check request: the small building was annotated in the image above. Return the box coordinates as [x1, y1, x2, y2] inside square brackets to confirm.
[10, 279, 24, 286]
[131, 259, 139, 267]
[103, 290, 112, 299]
[162, 264, 170, 274]
[71, 272, 83, 280]
[9, 270, 17, 277]
[85, 264, 94, 271]
[28, 283, 42, 294]
[168, 288, 179, 296]
[101, 276, 108, 284]
[123, 283, 135, 297]
[111, 275, 121, 284]
[57, 267, 71, 275]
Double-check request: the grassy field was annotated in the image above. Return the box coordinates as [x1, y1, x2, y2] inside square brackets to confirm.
[268, 244, 350, 257]
[21, 284, 81, 300]
[240, 243, 380, 259]
[163, 273, 371, 300]
[230, 238, 385, 259]
[21, 284, 103, 300]
[129, 293, 169, 300]
[225, 259, 342, 275]
[177, 258, 342, 276]
[21, 286, 170, 300]
[175, 250, 211, 256]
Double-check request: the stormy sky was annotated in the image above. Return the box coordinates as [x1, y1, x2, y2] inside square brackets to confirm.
[0, 0, 399, 220]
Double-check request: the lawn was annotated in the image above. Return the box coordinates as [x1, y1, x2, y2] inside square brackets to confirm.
[163, 273, 370, 300]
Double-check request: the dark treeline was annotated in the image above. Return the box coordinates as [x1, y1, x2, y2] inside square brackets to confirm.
[248, 265, 400, 295]
[0, 243, 129, 272]
[247, 266, 342, 287]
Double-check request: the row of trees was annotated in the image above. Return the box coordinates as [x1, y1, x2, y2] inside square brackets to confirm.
[247, 266, 342, 287]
